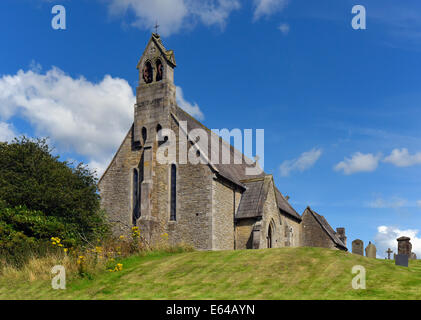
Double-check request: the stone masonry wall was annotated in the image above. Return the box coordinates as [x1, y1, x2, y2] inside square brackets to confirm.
[280, 215, 301, 247]
[161, 113, 214, 250]
[301, 211, 336, 249]
[259, 180, 283, 249]
[98, 128, 142, 236]
[235, 218, 255, 249]
[291, 218, 301, 247]
[212, 179, 235, 250]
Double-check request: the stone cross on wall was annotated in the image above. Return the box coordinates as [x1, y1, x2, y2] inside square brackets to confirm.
[386, 248, 393, 260]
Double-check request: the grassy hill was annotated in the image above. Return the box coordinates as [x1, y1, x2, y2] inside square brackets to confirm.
[2, 247, 421, 300]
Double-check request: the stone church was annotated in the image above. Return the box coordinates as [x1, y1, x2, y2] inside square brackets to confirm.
[98, 33, 347, 252]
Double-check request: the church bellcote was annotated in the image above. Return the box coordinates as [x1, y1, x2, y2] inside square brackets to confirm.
[135, 33, 176, 101]
[133, 33, 177, 147]
[137, 33, 176, 83]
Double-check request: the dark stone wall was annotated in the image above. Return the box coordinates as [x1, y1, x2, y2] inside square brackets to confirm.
[301, 211, 337, 249]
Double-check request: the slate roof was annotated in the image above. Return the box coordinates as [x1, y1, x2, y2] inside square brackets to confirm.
[235, 179, 266, 219]
[274, 187, 301, 221]
[305, 207, 347, 250]
[175, 106, 302, 222]
[175, 106, 266, 186]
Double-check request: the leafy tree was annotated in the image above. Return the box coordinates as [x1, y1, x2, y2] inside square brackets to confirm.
[0, 137, 109, 265]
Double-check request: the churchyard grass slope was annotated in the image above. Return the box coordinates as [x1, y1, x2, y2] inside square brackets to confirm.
[1, 247, 421, 300]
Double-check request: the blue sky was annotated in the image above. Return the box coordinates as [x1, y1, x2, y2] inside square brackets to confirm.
[1, 0, 421, 256]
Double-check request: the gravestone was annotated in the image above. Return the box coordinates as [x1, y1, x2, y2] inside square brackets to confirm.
[411, 253, 417, 260]
[397, 236, 412, 256]
[386, 248, 393, 260]
[352, 239, 364, 256]
[365, 241, 376, 258]
[395, 254, 409, 267]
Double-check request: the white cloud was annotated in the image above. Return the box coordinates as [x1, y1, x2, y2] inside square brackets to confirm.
[106, 0, 241, 36]
[334, 152, 381, 175]
[278, 23, 290, 35]
[0, 122, 16, 142]
[417, 200, 421, 208]
[0, 122, 17, 142]
[384, 148, 421, 167]
[280, 148, 322, 177]
[253, 0, 289, 21]
[367, 197, 408, 209]
[189, 0, 241, 27]
[176, 86, 204, 120]
[0, 65, 204, 177]
[88, 158, 113, 178]
[375, 226, 421, 258]
[0, 66, 135, 177]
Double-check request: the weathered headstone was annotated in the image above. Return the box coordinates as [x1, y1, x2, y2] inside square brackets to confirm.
[365, 241, 376, 258]
[352, 239, 364, 256]
[395, 254, 409, 267]
[397, 236, 412, 256]
[411, 253, 417, 260]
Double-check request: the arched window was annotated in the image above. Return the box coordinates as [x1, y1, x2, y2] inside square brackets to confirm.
[170, 164, 177, 221]
[138, 154, 144, 216]
[156, 59, 163, 82]
[142, 127, 147, 145]
[132, 168, 139, 226]
[156, 123, 162, 141]
[143, 61, 153, 84]
[156, 124, 162, 134]
[157, 124, 168, 146]
[157, 124, 164, 146]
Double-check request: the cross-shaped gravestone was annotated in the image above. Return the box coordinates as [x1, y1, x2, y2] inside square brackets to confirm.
[386, 248, 393, 260]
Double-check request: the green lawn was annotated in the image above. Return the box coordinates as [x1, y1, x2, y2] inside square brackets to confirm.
[2, 247, 421, 300]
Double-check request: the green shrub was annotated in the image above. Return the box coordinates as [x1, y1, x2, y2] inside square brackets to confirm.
[0, 137, 109, 267]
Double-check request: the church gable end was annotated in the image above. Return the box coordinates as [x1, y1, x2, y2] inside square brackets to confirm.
[301, 207, 347, 251]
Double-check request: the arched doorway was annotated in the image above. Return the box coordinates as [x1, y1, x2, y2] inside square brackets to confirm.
[267, 223, 273, 248]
